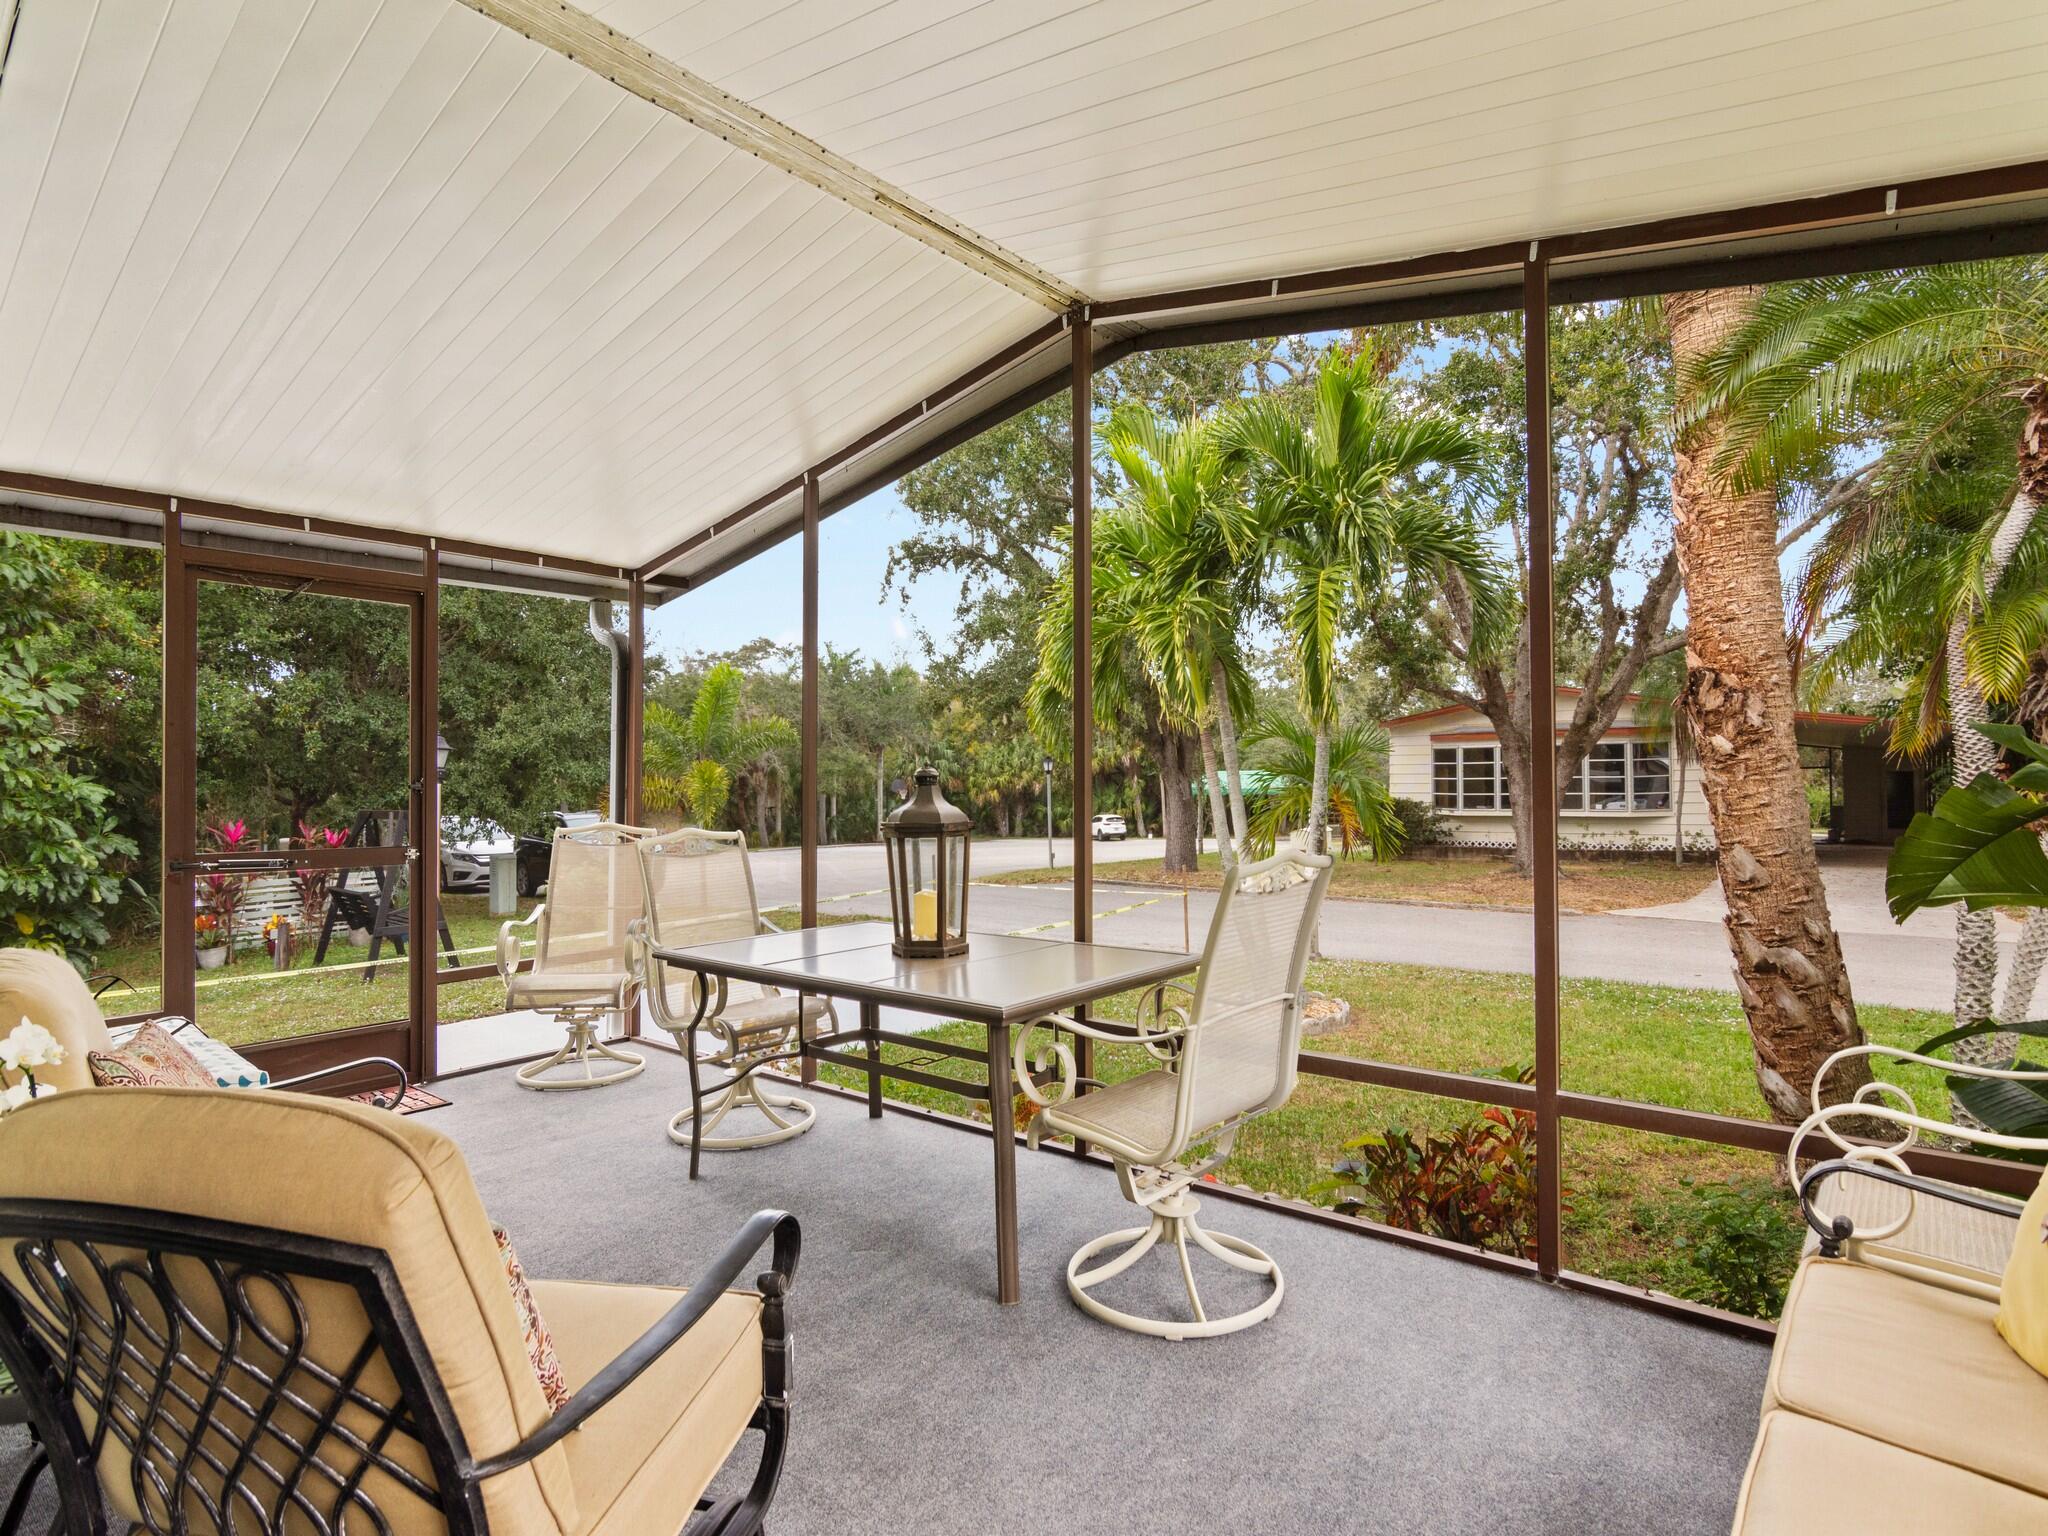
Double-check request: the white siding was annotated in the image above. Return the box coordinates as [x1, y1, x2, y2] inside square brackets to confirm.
[1385, 696, 1716, 852]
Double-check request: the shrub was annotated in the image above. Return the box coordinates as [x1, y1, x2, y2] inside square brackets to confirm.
[1631, 1176, 1802, 1317]
[1387, 796, 1448, 849]
[0, 533, 138, 972]
[1312, 1073, 1548, 1260]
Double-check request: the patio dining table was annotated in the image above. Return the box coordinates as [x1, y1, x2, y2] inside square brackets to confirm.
[651, 921, 1196, 1304]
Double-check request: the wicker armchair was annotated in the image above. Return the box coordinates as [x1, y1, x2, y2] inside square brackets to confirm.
[496, 823, 653, 1091]
[631, 830, 837, 1161]
[1018, 848, 1333, 1339]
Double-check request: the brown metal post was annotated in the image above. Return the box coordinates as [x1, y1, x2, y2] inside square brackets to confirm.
[800, 472, 820, 927]
[1071, 311, 1094, 937]
[1524, 251, 1563, 1280]
[799, 477, 821, 1085]
[625, 574, 645, 828]
[1068, 311, 1096, 1130]
[415, 546, 441, 1085]
[161, 501, 196, 1022]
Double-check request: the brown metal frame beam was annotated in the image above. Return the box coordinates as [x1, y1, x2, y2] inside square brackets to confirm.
[800, 473, 820, 929]
[1524, 254, 1563, 1281]
[1070, 311, 1094, 942]
[160, 504, 196, 1021]
[414, 546, 440, 1084]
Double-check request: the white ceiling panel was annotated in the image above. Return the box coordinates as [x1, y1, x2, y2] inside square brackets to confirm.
[0, 0, 1044, 567]
[2, 0, 2046, 575]
[597, 0, 2048, 298]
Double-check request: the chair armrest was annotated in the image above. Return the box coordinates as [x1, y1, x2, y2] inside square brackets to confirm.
[496, 906, 545, 985]
[632, 925, 725, 1039]
[465, 1209, 800, 1481]
[269, 1056, 410, 1108]
[1798, 1159, 2022, 1258]
[1792, 1042, 2048, 1191]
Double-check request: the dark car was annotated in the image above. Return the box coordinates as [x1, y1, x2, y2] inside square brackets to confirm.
[513, 809, 604, 897]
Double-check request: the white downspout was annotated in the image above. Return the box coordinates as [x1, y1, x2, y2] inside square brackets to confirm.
[588, 600, 627, 823]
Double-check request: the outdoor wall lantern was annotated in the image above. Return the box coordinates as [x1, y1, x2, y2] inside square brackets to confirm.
[884, 766, 971, 959]
[435, 733, 451, 783]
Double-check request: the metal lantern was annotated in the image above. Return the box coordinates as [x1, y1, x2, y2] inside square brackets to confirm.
[884, 765, 971, 958]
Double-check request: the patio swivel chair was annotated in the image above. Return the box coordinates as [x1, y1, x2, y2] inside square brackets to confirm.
[0, 1086, 796, 1536]
[1018, 847, 1333, 1339]
[632, 830, 838, 1158]
[497, 822, 653, 1091]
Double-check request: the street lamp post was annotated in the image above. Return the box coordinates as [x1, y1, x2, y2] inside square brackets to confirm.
[1042, 755, 1055, 871]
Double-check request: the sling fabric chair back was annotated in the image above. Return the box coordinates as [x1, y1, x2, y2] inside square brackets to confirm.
[636, 829, 774, 1016]
[533, 823, 647, 986]
[1165, 848, 1333, 1164]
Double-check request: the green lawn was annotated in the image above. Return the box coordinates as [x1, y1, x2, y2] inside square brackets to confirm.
[988, 850, 1718, 914]
[810, 958, 1951, 1319]
[92, 896, 861, 1048]
[99, 897, 1945, 1319]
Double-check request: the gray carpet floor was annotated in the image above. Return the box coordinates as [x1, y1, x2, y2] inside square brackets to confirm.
[1, 1053, 1769, 1534]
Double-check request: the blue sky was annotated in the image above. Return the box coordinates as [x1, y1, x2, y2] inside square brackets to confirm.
[644, 483, 960, 668]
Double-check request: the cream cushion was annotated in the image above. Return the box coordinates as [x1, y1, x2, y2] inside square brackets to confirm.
[1996, 1164, 2048, 1377]
[0, 1087, 579, 1536]
[1766, 1256, 2048, 1499]
[1732, 1409, 2048, 1534]
[530, 1280, 764, 1536]
[0, 946, 113, 1092]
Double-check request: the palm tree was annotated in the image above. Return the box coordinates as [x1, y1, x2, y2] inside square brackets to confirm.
[1216, 345, 1503, 855]
[1663, 285, 1869, 1124]
[1095, 405, 1261, 864]
[1685, 258, 2048, 1078]
[1239, 709, 1403, 860]
[644, 662, 796, 831]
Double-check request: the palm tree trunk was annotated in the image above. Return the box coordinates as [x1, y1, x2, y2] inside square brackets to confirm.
[1211, 660, 1251, 860]
[1127, 759, 1148, 839]
[1665, 286, 1868, 1124]
[1159, 728, 1197, 871]
[1198, 724, 1232, 867]
[1308, 722, 1332, 857]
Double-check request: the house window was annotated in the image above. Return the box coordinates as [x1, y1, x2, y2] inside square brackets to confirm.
[1561, 739, 1671, 812]
[1433, 744, 1507, 811]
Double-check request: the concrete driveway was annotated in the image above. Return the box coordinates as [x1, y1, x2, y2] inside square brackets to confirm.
[748, 838, 1979, 1012]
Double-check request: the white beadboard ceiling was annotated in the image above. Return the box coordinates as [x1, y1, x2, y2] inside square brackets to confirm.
[2, 0, 2046, 574]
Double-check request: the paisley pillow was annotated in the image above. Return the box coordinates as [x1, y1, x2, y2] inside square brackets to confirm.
[493, 1225, 569, 1413]
[87, 1022, 216, 1089]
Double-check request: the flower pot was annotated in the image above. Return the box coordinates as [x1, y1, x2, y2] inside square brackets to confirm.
[196, 945, 229, 971]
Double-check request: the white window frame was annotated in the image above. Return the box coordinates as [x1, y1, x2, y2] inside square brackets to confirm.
[1563, 739, 1670, 813]
[1432, 743, 1511, 813]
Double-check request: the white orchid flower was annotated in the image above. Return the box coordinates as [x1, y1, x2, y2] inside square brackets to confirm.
[1, 1020, 63, 1072]
[1, 1082, 30, 1112]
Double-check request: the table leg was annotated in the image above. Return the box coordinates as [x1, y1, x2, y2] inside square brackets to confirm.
[989, 1021, 1020, 1305]
[1071, 1014, 1094, 1159]
[860, 999, 883, 1118]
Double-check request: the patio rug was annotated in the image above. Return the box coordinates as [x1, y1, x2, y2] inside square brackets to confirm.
[349, 1084, 451, 1116]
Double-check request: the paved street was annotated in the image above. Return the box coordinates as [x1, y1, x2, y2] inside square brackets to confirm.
[748, 838, 1989, 1012]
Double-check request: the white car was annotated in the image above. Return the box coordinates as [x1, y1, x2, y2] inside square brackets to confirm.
[440, 817, 514, 892]
[1090, 813, 1129, 841]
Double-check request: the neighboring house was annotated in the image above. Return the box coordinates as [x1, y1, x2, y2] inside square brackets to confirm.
[1383, 687, 1910, 851]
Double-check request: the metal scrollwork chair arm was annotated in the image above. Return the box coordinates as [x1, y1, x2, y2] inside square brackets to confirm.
[1798, 1159, 2021, 1256]
[269, 1056, 410, 1102]
[494, 906, 545, 985]
[468, 1209, 800, 1481]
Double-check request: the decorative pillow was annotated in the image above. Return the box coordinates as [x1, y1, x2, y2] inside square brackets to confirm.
[87, 1022, 217, 1089]
[493, 1225, 569, 1413]
[1997, 1165, 2048, 1378]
